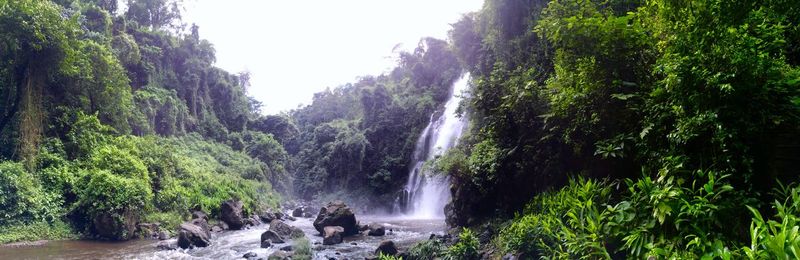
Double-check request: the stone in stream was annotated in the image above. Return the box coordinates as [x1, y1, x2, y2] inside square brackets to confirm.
[261, 239, 272, 248]
[243, 252, 258, 259]
[275, 212, 285, 220]
[292, 207, 304, 217]
[158, 231, 169, 240]
[177, 222, 211, 249]
[367, 224, 385, 236]
[313, 201, 358, 236]
[375, 240, 398, 256]
[322, 226, 344, 245]
[269, 219, 304, 238]
[261, 230, 285, 243]
[302, 212, 313, 218]
[269, 250, 293, 260]
[285, 215, 297, 221]
[92, 210, 138, 240]
[279, 245, 293, 251]
[156, 240, 177, 250]
[220, 199, 245, 230]
[260, 211, 276, 222]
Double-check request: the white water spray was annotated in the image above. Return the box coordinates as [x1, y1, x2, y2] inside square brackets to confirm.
[401, 73, 470, 219]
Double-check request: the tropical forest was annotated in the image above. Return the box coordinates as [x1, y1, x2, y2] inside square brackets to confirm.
[0, 0, 799, 259]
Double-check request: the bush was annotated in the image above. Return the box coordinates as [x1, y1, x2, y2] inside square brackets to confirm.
[292, 237, 313, 260]
[0, 162, 64, 225]
[743, 184, 800, 259]
[446, 228, 480, 260]
[74, 169, 152, 239]
[407, 238, 445, 260]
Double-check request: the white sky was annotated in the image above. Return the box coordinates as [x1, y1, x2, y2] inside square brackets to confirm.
[181, 0, 483, 114]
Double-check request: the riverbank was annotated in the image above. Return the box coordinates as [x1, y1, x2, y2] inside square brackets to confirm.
[0, 221, 78, 245]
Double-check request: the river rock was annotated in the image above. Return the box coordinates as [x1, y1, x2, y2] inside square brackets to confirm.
[243, 252, 257, 259]
[156, 240, 177, 250]
[285, 215, 297, 221]
[279, 245, 293, 251]
[211, 225, 222, 232]
[269, 250, 293, 260]
[220, 199, 245, 230]
[302, 212, 313, 218]
[136, 222, 159, 239]
[367, 224, 385, 236]
[322, 226, 344, 245]
[375, 240, 398, 256]
[261, 239, 272, 248]
[92, 210, 138, 240]
[292, 207, 303, 217]
[313, 201, 358, 236]
[261, 230, 285, 243]
[177, 222, 211, 249]
[260, 211, 277, 222]
[217, 221, 229, 230]
[158, 231, 169, 240]
[269, 219, 304, 239]
[275, 212, 285, 220]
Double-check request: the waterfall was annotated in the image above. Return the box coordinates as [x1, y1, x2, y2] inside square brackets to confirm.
[401, 73, 470, 219]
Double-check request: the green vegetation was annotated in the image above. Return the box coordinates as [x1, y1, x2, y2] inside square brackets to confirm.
[0, 0, 283, 242]
[292, 237, 313, 260]
[446, 228, 480, 260]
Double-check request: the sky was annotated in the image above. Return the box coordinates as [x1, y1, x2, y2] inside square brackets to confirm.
[181, 0, 484, 114]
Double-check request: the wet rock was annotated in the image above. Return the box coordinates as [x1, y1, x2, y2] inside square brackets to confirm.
[275, 212, 285, 220]
[259, 211, 276, 223]
[211, 225, 222, 232]
[220, 199, 245, 230]
[367, 224, 385, 236]
[292, 207, 304, 217]
[323, 226, 344, 245]
[269, 219, 304, 239]
[375, 240, 398, 256]
[261, 239, 272, 248]
[177, 222, 211, 249]
[269, 250, 293, 259]
[156, 240, 177, 250]
[191, 210, 208, 221]
[136, 222, 159, 239]
[279, 245, 293, 251]
[92, 210, 138, 240]
[243, 252, 258, 259]
[158, 231, 169, 240]
[302, 212, 313, 218]
[191, 218, 211, 233]
[217, 221, 229, 231]
[245, 216, 260, 227]
[285, 215, 297, 221]
[261, 230, 285, 243]
[313, 201, 358, 236]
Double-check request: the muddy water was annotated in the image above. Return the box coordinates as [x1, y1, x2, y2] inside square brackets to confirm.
[0, 215, 446, 260]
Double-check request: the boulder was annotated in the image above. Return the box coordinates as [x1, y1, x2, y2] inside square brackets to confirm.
[292, 207, 304, 217]
[158, 231, 169, 240]
[275, 212, 285, 220]
[367, 224, 385, 236]
[217, 221, 229, 231]
[92, 210, 138, 240]
[279, 245, 293, 251]
[269, 219, 304, 239]
[177, 222, 211, 249]
[313, 201, 358, 236]
[375, 240, 398, 256]
[261, 230, 285, 244]
[261, 239, 272, 248]
[260, 212, 277, 223]
[211, 226, 222, 232]
[322, 226, 344, 245]
[285, 215, 297, 221]
[302, 212, 313, 218]
[220, 199, 245, 230]
[136, 222, 159, 239]
[191, 218, 211, 233]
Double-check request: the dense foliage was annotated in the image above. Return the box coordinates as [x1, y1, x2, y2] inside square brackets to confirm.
[426, 0, 800, 258]
[0, 0, 283, 241]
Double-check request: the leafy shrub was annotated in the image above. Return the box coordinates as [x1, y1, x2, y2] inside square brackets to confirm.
[446, 228, 480, 260]
[743, 184, 800, 259]
[292, 237, 313, 260]
[407, 238, 446, 260]
[377, 253, 403, 260]
[497, 177, 614, 259]
[89, 144, 149, 180]
[73, 169, 152, 238]
[0, 162, 64, 225]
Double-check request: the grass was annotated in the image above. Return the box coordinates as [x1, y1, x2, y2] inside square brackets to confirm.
[0, 220, 78, 244]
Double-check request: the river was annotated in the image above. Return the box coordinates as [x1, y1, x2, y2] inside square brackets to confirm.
[0, 215, 446, 259]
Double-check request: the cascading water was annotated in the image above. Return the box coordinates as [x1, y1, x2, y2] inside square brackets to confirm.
[401, 73, 470, 219]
